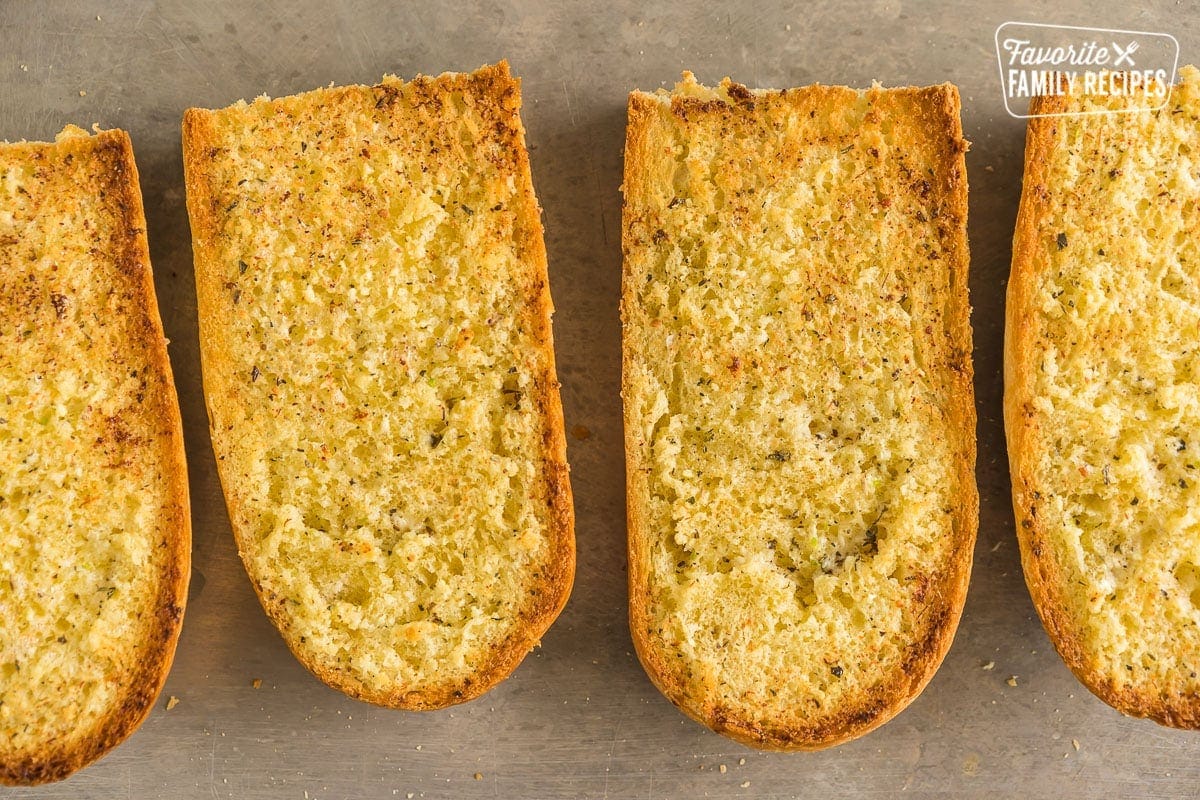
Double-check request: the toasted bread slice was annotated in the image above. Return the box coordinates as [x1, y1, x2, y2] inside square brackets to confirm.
[182, 62, 574, 709]
[1006, 66, 1200, 727]
[621, 74, 976, 749]
[0, 127, 190, 784]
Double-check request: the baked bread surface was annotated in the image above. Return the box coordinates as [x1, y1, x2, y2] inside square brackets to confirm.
[0, 127, 190, 784]
[183, 61, 573, 709]
[1006, 66, 1200, 727]
[622, 74, 976, 749]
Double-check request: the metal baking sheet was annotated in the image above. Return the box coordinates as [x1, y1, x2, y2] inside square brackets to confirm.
[1, 2, 1197, 798]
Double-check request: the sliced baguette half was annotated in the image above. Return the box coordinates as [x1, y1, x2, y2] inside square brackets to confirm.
[1006, 66, 1200, 727]
[622, 74, 976, 749]
[0, 127, 190, 784]
[182, 62, 574, 709]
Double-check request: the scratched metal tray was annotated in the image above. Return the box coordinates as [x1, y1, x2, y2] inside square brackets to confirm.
[1, 2, 1198, 798]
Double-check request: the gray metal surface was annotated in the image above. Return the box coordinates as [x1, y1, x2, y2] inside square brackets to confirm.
[0, 1, 1196, 798]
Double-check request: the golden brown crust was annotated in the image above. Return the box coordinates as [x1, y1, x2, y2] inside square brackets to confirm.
[0, 129, 190, 785]
[182, 62, 573, 710]
[1005, 89, 1200, 729]
[622, 79, 975, 750]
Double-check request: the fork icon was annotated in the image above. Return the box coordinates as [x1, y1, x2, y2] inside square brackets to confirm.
[1112, 41, 1140, 67]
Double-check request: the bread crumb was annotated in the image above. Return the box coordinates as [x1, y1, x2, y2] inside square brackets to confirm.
[984, 165, 995, 173]
[19, 65, 28, 72]
[738, 758, 745, 765]
[473, 773, 482, 781]
[982, 661, 995, 670]
[1006, 675, 1019, 687]
[570, 424, 592, 441]
[1072, 739, 1080, 751]
[741, 781, 751, 788]
[719, 764, 727, 774]
[165, 695, 180, 710]
[78, 90, 87, 97]
[252, 678, 263, 689]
